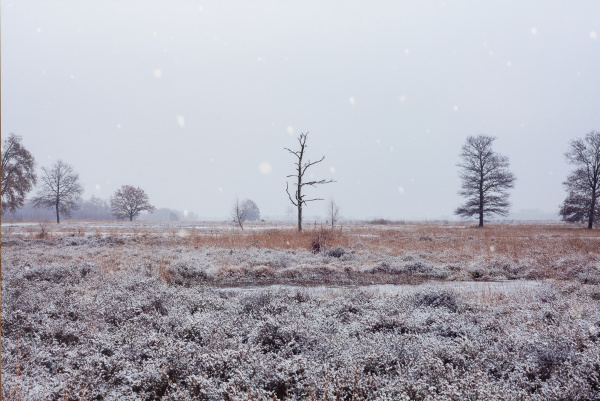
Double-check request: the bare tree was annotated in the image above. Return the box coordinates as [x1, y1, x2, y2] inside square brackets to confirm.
[285, 132, 335, 231]
[326, 198, 341, 230]
[285, 206, 295, 223]
[110, 185, 156, 221]
[231, 196, 246, 229]
[31, 160, 84, 223]
[455, 135, 516, 227]
[559, 131, 600, 229]
[241, 199, 261, 221]
[1, 133, 37, 214]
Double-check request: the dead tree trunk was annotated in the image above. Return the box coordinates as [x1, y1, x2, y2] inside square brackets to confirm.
[285, 132, 335, 232]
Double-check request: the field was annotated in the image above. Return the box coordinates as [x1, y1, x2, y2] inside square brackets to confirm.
[2, 221, 600, 400]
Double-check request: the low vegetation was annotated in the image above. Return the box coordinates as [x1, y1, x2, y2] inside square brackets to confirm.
[2, 222, 600, 399]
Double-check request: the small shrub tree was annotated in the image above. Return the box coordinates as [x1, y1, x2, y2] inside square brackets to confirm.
[326, 198, 341, 230]
[110, 185, 156, 221]
[231, 197, 247, 229]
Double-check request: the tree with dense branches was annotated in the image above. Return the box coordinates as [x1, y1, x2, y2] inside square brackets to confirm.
[1, 133, 37, 214]
[559, 131, 600, 229]
[32, 160, 84, 223]
[455, 135, 516, 227]
[285, 132, 335, 231]
[110, 185, 156, 221]
[241, 199, 260, 221]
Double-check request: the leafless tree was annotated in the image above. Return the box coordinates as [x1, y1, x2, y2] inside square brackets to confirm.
[31, 160, 84, 223]
[231, 196, 246, 229]
[286, 206, 295, 223]
[560, 131, 600, 229]
[455, 135, 516, 227]
[285, 132, 335, 231]
[1, 133, 37, 214]
[110, 185, 156, 221]
[326, 198, 341, 230]
[241, 199, 261, 221]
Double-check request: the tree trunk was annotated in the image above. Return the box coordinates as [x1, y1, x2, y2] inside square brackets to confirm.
[589, 192, 596, 229]
[56, 201, 60, 224]
[297, 160, 303, 231]
[478, 187, 484, 228]
[129, 215, 133, 222]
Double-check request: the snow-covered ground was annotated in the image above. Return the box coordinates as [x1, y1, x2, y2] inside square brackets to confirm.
[2, 222, 600, 399]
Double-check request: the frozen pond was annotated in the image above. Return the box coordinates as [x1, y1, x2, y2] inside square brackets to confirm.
[217, 279, 543, 298]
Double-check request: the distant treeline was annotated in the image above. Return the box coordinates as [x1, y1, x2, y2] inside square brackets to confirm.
[2, 196, 197, 222]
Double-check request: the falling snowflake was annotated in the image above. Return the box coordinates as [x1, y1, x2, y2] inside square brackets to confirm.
[176, 116, 185, 127]
[95, 184, 101, 191]
[286, 126, 294, 136]
[453, 105, 459, 111]
[399, 95, 406, 102]
[183, 210, 189, 217]
[591, 31, 597, 40]
[330, 167, 336, 173]
[349, 97, 355, 105]
[117, 124, 121, 129]
[154, 69, 163, 78]
[198, 5, 204, 11]
[506, 61, 512, 67]
[530, 27, 538, 36]
[37, 27, 41, 33]
[398, 186, 405, 193]
[258, 162, 272, 175]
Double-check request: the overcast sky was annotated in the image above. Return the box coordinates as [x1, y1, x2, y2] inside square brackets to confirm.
[2, 1, 599, 220]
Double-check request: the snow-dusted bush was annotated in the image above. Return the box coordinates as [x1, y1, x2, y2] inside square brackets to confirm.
[2, 229, 600, 400]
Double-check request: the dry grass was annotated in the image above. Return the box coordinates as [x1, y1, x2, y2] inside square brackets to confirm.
[3, 221, 600, 284]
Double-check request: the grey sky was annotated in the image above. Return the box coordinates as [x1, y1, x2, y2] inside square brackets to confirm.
[2, 1, 599, 220]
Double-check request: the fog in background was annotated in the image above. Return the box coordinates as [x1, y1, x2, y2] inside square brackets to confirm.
[2, 1, 599, 221]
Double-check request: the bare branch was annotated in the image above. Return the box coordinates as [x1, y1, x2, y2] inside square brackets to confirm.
[285, 182, 298, 207]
